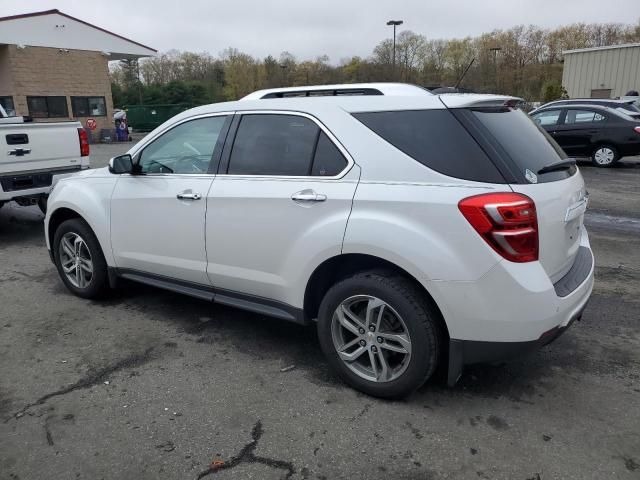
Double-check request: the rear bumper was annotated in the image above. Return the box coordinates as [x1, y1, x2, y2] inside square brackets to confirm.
[0, 167, 83, 202]
[436, 229, 595, 385]
[447, 302, 586, 385]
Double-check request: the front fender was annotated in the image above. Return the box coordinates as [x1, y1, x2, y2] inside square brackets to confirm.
[45, 175, 118, 265]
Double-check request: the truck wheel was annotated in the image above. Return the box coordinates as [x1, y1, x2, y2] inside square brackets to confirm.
[317, 270, 441, 398]
[53, 218, 109, 299]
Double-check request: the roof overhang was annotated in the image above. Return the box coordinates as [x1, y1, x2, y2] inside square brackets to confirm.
[563, 43, 640, 55]
[0, 9, 156, 59]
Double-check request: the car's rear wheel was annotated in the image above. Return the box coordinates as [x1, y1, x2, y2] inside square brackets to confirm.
[317, 270, 441, 398]
[591, 145, 619, 167]
[53, 218, 109, 299]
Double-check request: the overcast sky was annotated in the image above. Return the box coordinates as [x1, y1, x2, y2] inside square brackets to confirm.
[5, 0, 640, 61]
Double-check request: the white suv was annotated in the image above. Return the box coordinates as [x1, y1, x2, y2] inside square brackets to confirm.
[44, 85, 594, 398]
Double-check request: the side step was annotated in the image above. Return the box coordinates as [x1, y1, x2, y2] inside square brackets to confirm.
[111, 268, 306, 325]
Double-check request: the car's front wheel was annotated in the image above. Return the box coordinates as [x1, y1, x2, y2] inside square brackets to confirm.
[591, 144, 619, 167]
[317, 270, 441, 398]
[53, 218, 109, 299]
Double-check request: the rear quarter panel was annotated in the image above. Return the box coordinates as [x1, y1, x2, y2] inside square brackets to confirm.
[343, 181, 506, 283]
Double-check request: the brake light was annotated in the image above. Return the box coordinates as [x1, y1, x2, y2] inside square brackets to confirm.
[78, 128, 90, 157]
[458, 193, 538, 263]
[634, 126, 640, 134]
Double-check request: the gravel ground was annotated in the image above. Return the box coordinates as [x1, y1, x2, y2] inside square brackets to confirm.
[0, 145, 638, 480]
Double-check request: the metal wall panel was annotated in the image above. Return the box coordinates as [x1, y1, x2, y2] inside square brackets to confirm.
[562, 45, 640, 99]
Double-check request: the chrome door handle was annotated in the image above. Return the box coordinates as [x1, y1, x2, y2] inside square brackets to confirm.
[8, 148, 31, 156]
[291, 189, 327, 202]
[176, 191, 202, 200]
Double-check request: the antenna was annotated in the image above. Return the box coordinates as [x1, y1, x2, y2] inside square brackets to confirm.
[454, 58, 475, 89]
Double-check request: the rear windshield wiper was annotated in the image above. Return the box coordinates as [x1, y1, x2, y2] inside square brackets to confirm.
[537, 158, 577, 175]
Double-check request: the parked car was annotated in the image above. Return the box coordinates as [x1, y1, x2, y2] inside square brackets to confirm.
[0, 104, 90, 213]
[44, 84, 594, 398]
[531, 104, 640, 167]
[530, 98, 640, 119]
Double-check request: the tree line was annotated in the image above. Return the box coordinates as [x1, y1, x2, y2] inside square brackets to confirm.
[110, 20, 640, 107]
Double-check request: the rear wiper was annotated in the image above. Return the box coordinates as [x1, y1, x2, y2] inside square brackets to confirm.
[537, 158, 577, 174]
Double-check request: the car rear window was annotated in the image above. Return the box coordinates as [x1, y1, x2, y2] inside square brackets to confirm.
[470, 107, 574, 183]
[353, 110, 505, 183]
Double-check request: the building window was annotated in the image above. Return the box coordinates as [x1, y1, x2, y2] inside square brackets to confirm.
[71, 96, 107, 117]
[27, 96, 69, 118]
[0, 96, 16, 116]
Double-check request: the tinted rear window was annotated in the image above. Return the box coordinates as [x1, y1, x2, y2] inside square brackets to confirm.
[228, 114, 319, 176]
[471, 108, 573, 182]
[353, 110, 505, 183]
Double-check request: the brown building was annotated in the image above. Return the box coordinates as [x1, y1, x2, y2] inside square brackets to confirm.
[0, 9, 155, 139]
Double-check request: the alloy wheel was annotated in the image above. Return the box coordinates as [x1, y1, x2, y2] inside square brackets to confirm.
[330, 295, 412, 383]
[59, 232, 94, 288]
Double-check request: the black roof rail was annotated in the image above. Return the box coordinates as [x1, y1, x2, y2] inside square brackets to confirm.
[260, 88, 384, 99]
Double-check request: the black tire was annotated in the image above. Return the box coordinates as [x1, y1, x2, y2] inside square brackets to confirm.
[317, 270, 441, 399]
[53, 218, 109, 299]
[591, 144, 619, 167]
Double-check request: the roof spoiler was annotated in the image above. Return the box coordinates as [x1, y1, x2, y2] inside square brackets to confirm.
[439, 94, 524, 109]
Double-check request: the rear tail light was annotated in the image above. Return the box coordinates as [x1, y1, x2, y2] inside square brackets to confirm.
[634, 126, 640, 135]
[78, 128, 90, 157]
[458, 193, 538, 263]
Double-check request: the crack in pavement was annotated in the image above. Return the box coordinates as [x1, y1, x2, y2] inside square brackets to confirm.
[6, 347, 155, 422]
[196, 421, 295, 479]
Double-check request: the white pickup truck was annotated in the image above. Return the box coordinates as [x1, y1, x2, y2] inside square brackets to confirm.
[0, 104, 90, 213]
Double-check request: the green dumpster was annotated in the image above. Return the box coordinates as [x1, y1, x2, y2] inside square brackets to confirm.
[124, 104, 192, 132]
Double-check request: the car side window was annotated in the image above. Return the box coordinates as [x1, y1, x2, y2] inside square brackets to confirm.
[139, 116, 228, 174]
[532, 110, 562, 126]
[565, 109, 607, 124]
[228, 114, 334, 176]
[311, 132, 348, 176]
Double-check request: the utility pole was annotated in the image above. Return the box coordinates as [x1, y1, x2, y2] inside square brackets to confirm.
[386, 20, 403, 80]
[489, 46, 502, 93]
[279, 64, 288, 87]
[136, 59, 143, 104]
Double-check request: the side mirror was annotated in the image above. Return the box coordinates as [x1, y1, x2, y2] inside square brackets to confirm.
[109, 154, 134, 174]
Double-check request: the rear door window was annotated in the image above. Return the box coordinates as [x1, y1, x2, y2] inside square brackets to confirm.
[228, 114, 319, 176]
[565, 109, 607, 124]
[353, 109, 505, 183]
[312, 132, 348, 176]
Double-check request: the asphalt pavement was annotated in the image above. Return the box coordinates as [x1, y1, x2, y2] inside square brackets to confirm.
[0, 144, 638, 480]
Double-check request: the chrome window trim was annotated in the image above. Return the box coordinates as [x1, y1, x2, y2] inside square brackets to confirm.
[219, 109, 355, 180]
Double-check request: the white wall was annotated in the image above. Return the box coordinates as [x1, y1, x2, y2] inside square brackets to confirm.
[0, 12, 155, 59]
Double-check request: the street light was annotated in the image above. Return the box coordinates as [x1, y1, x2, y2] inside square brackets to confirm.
[386, 20, 403, 80]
